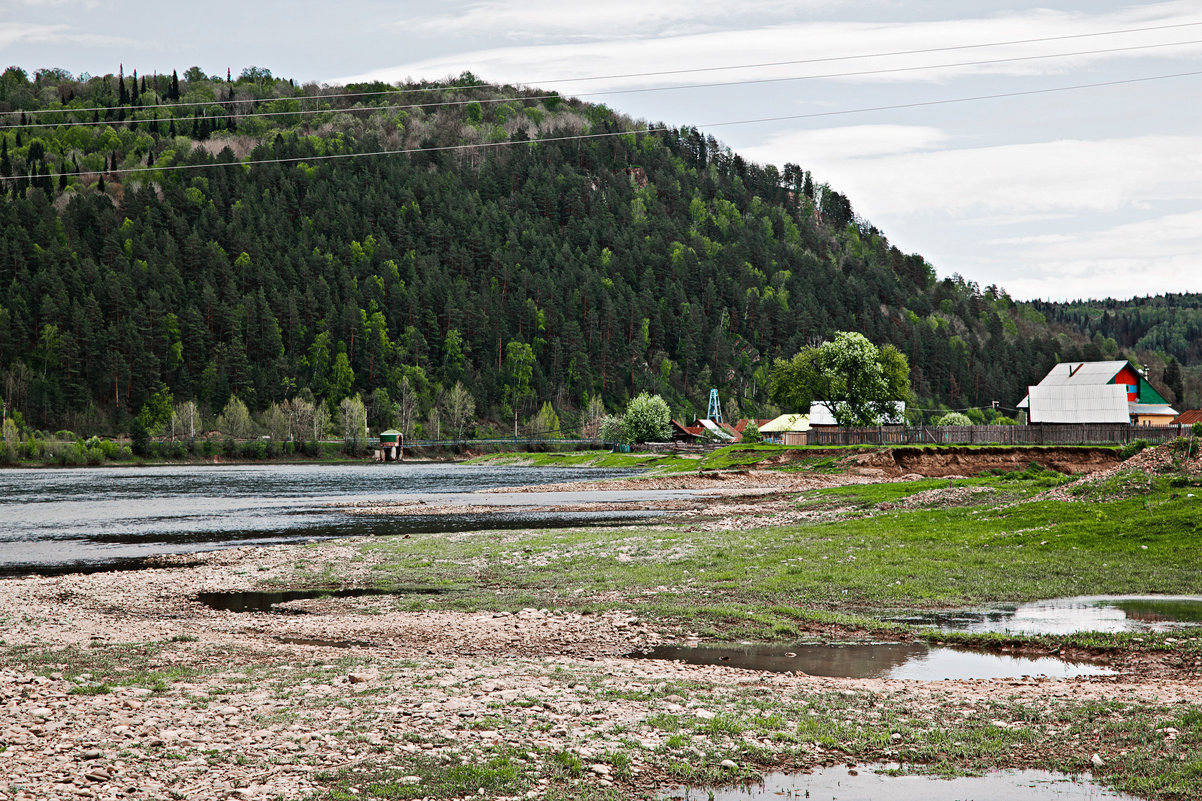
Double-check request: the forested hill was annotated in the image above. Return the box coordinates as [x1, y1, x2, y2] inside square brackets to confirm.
[0, 65, 1184, 435]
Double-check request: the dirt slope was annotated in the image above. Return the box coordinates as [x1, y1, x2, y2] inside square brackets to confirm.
[845, 446, 1120, 478]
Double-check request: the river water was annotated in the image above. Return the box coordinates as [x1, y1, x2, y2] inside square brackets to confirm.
[0, 463, 670, 575]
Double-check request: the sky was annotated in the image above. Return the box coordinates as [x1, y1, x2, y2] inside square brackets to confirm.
[3, 1, 1202, 301]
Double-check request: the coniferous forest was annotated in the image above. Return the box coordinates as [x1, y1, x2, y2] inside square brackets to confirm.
[0, 65, 1197, 438]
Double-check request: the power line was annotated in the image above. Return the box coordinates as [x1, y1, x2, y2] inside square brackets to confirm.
[9, 18, 1202, 119]
[8, 68, 1201, 183]
[4, 37, 1200, 133]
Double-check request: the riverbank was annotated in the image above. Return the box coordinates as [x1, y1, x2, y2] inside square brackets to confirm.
[1, 444, 1199, 800]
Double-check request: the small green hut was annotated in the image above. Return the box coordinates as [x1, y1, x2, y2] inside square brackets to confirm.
[379, 429, 402, 461]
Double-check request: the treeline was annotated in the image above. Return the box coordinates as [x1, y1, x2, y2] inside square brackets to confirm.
[0, 64, 1188, 437]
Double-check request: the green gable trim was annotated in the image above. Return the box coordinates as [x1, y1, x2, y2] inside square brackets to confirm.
[1138, 378, 1168, 405]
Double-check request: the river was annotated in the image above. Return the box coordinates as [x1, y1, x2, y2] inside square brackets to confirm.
[0, 463, 673, 575]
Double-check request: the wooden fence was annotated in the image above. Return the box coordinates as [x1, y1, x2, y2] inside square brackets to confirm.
[806, 424, 1192, 447]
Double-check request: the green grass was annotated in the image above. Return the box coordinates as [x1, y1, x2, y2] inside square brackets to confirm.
[350, 473, 1202, 641]
[317, 749, 530, 799]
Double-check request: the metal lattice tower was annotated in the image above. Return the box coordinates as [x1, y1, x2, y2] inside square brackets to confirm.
[707, 388, 723, 423]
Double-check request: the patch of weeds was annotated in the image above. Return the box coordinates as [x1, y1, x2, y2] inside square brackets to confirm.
[551, 749, 583, 778]
[68, 682, 113, 695]
[316, 750, 529, 799]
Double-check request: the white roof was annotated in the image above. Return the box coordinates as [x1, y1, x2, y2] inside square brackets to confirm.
[760, 413, 809, 433]
[810, 401, 906, 426]
[1130, 403, 1178, 417]
[1035, 361, 1128, 387]
[1027, 384, 1129, 424]
[697, 419, 735, 440]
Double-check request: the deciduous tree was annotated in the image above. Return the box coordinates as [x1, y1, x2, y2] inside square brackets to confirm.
[770, 331, 910, 426]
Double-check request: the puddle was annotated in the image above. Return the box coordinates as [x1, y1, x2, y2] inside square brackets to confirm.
[196, 587, 457, 613]
[275, 636, 374, 649]
[629, 642, 1113, 680]
[661, 765, 1140, 800]
[890, 595, 1202, 635]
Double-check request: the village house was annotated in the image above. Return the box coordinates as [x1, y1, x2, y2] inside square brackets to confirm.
[1018, 361, 1178, 426]
[759, 413, 810, 445]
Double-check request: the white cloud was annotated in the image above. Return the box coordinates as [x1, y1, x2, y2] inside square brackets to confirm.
[993, 209, 1202, 300]
[742, 131, 1202, 217]
[407, 0, 827, 38]
[738, 124, 950, 161]
[342, 2, 1202, 90]
[0, 21, 134, 49]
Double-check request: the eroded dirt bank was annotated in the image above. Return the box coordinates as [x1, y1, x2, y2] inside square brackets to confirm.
[1, 541, 1197, 801]
[842, 445, 1121, 478]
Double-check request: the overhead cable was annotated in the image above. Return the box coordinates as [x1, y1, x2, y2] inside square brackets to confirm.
[6, 68, 1201, 182]
[3, 37, 1200, 132]
[10, 18, 1202, 119]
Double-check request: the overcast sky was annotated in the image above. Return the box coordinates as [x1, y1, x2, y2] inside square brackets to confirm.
[4, 0, 1202, 301]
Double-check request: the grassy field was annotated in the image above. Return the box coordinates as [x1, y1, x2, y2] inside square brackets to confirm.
[280, 467, 1202, 651]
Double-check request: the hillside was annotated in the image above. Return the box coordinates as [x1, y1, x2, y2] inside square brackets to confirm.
[0, 65, 1185, 434]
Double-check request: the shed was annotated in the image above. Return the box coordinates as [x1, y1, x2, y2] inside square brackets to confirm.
[378, 429, 403, 461]
[670, 419, 704, 443]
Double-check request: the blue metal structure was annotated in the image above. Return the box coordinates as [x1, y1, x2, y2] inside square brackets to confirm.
[707, 388, 723, 423]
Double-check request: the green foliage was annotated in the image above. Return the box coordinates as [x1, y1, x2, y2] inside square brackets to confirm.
[530, 401, 561, 438]
[741, 420, 762, 443]
[936, 412, 973, 426]
[771, 331, 910, 425]
[216, 395, 255, 439]
[136, 384, 174, 436]
[622, 392, 672, 443]
[129, 417, 150, 457]
[503, 340, 535, 415]
[1193, 422, 1202, 438]
[1119, 439, 1149, 460]
[598, 415, 626, 444]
